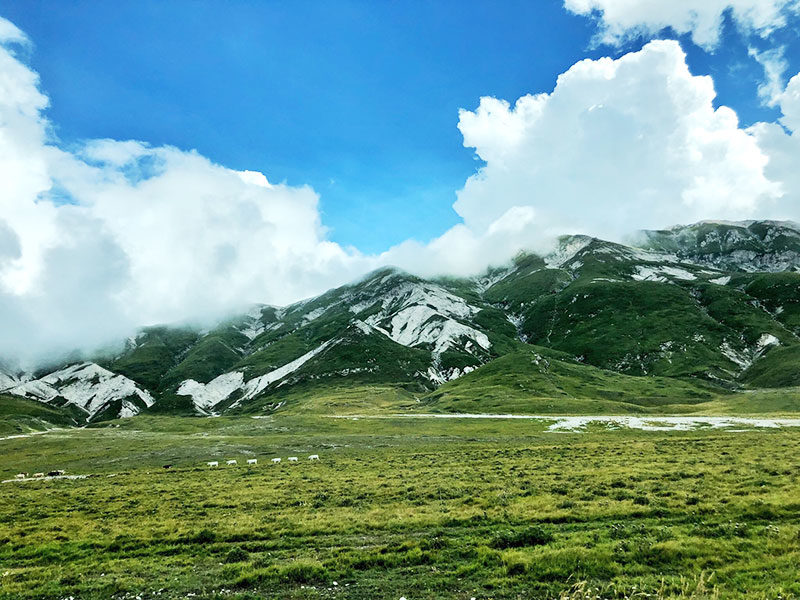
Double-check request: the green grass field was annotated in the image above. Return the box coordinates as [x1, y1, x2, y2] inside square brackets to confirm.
[2, 414, 800, 599]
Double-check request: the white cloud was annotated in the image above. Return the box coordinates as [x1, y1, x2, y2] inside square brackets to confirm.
[565, 0, 800, 48]
[749, 45, 789, 106]
[0, 16, 27, 44]
[749, 71, 800, 220]
[377, 205, 554, 279]
[381, 42, 798, 278]
[237, 169, 273, 188]
[453, 40, 784, 244]
[0, 18, 373, 365]
[777, 70, 800, 132]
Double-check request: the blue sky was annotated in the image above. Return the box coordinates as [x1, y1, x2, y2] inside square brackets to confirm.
[2, 0, 796, 253]
[2, 1, 800, 359]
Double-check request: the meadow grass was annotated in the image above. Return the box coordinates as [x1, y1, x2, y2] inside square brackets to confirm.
[1, 415, 799, 599]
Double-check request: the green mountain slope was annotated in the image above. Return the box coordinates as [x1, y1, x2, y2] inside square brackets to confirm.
[421, 346, 719, 415]
[106, 326, 200, 390]
[734, 272, 800, 333]
[741, 345, 800, 388]
[4, 220, 800, 420]
[0, 393, 85, 436]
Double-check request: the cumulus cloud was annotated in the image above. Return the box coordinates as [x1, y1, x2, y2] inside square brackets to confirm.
[565, 0, 800, 48]
[776, 70, 800, 132]
[452, 40, 784, 244]
[749, 71, 800, 219]
[749, 46, 789, 106]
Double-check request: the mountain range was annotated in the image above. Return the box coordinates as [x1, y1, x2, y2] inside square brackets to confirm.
[2, 219, 799, 427]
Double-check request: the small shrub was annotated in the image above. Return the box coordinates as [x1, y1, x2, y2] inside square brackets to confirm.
[191, 528, 217, 544]
[696, 521, 749, 539]
[225, 547, 250, 563]
[492, 525, 553, 549]
[502, 551, 529, 576]
[279, 560, 328, 584]
[420, 534, 448, 550]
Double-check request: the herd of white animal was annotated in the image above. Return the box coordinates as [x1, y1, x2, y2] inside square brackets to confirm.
[206, 454, 319, 467]
[15, 470, 65, 480]
[13, 458, 321, 480]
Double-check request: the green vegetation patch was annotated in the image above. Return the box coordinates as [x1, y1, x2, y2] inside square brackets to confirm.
[520, 280, 736, 378]
[106, 326, 200, 391]
[0, 394, 85, 435]
[742, 345, 800, 388]
[423, 347, 718, 415]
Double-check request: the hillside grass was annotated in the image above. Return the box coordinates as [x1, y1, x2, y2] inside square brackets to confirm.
[2, 415, 800, 599]
[419, 347, 800, 416]
[518, 280, 737, 378]
[737, 272, 800, 333]
[238, 382, 419, 415]
[0, 394, 83, 436]
[228, 343, 800, 418]
[686, 387, 800, 415]
[105, 326, 200, 391]
[236, 377, 800, 418]
[693, 283, 798, 346]
[158, 328, 248, 389]
[741, 346, 800, 388]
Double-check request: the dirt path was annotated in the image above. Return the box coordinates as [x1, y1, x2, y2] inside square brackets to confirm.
[0, 428, 68, 443]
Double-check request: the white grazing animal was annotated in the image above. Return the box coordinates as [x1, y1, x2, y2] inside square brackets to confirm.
[308, 454, 319, 460]
[247, 459, 257, 465]
[226, 460, 237, 465]
[288, 456, 298, 462]
[271, 458, 281, 464]
[207, 461, 219, 467]
[15, 473, 26, 479]
[33, 473, 44, 478]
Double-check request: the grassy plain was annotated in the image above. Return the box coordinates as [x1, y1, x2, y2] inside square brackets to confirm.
[2, 414, 800, 599]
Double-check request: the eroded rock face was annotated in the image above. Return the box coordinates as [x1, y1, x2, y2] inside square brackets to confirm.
[639, 220, 800, 273]
[8, 362, 154, 420]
